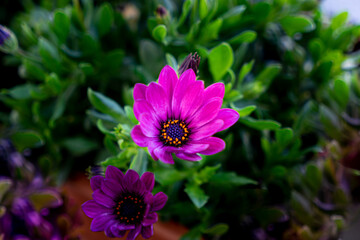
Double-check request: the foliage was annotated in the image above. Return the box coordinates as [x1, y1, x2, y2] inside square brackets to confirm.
[1, 0, 360, 239]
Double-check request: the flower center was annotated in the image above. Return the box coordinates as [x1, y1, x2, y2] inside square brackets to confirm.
[160, 119, 189, 147]
[114, 193, 146, 225]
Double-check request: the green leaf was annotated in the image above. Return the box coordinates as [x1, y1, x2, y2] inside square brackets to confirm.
[331, 12, 348, 30]
[95, 3, 114, 36]
[231, 104, 256, 117]
[210, 172, 257, 186]
[199, 0, 208, 20]
[242, 64, 281, 99]
[23, 59, 46, 81]
[305, 164, 322, 194]
[331, 79, 349, 109]
[88, 88, 128, 123]
[238, 60, 255, 84]
[53, 10, 70, 43]
[62, 137, 97, 156]
[184, 183, 209, 208]
[203, 223, 229, 235]
[130, 149, 148, 176]
[198, 18, 223, 44]
[275, 128, 294, 147]
[50, 84, 76, 127]
[166, 53, 178, 71]
[45, 73, 62, 94]
[29, 190, 62, 211]
[239, 117, 281, 130]
[252, 2, 271, 22]
[38, 38, 61, 73]
[11, 131, 44, 151]
[208, 42, 234, 81]
[0, 179, 12, 201]
[125, 106, 137, 124]
[152, 25, 167, 43]
[178, 0, 193, 27]
[279, 15, 315, 36]
[194, 164, 220, 184]
[229, 30, 257, 45]
[79, 62, 94, 76]
[4, 84, 36, 100]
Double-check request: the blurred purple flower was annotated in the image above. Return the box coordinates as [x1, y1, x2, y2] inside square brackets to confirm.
[131, 65, 239, 164]
[82, 166, 167, 239]
[0, 25, 10, 46]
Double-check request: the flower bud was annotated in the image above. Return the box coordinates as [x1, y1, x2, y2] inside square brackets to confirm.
[156, 5, 168, 18]
[178, 52, 201, 76]
[0, 25, 18, 54]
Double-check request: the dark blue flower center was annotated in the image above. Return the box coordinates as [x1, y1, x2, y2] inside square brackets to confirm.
[160, 119, 190, 147]
[114, 193, 146, 225]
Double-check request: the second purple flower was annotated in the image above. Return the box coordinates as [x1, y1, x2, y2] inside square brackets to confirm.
[131, 65, 239, 164]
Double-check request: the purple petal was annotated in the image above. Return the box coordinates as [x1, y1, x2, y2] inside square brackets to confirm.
[154, 148, 174, 164]
[126, 225, 141, 240]
[172, 69, 197, 118]
[127, 179, 146, 195]
[216, 108, 239, 132]
[179, 80, 204, 120]
[105, 166, 124, 182]
[191, 119, 224, 140]
[182, 143, 209, 154]
[158, 65, 178, 105]
[133, 83, 147, 101]
[133, 100, 156, 122]
[151, 192, 168, 211]
[105, 220, 117, 237]
[141, 225, 154, 239]
[189, 97, 222, 129]
[141, 172, 155, 192]
[90, 213, 114, 232]
[93, 189, 116, 208]
[198, 137, 225, 155]
[101, 179, 124, 199]
[148, 141, 162, 161]
[175, 152, 202, 161]
[146, 82, 169, 121]
[142, 212, 158, 226]
[82, 200, 112, 218]
[204, 82, 225, 100]
[90, 175, 104, 191]
[131, 125, 156, 148]
[124, 169, 140, 186]
[139, 112, 159, 137]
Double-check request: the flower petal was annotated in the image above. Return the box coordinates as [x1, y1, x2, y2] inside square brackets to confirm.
[141, 225, 154, 239]
[124, 169, 140, 186]
[101, 179, 124, 199]
[131, 125, 152, 147]
[105, 220, 117, 237]
[105, 166, 124, 183]
[188, 97, 222, 129]
[172, 69, 197, 118]
[146, 82, 169, 121]
[90, 213, 114, 232]
[127, 179, 146, 195]
[198, 137, 225, 155]
[154, 148, 174, 164]
[158, 65, 178, 105]
[93, 189, 116, 208]
[179, 80, 204, 120]
[133, 83, 147, 101]
[204, 82, 225, 100]
[148, 141, 162, 161]
[182, 143, 209, 154]
[139, 112, 159, 137]
[133, 100, 156, 122]
[191, 119, 224, 140]
[82, 200, 112, 218]
[151, 192, 168, 211]
[126, 225, 141, 240]
[142, 212, 158, 226]
[90, 175, 104, 191]
[141, 172, 155, 192]
[215, 108, 239, 132]
[175, 152, 202, 161]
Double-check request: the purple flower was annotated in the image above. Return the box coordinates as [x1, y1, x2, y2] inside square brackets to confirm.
[131, 65, 239, 164]
[0, 25, 10, 46]
[82, 166, 168, 239]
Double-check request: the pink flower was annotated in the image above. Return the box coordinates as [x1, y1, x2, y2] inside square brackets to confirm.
[131, 65, 239, 164]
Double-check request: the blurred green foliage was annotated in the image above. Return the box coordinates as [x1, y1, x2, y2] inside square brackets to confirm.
[1, 0, 360, 239]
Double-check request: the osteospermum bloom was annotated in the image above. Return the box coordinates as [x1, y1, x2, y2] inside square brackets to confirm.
[82, 166, 167, 239]
[131, 65, 239, 164]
